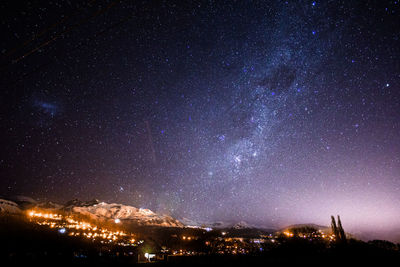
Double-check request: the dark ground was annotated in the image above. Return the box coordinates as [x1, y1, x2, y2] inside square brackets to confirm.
[1, 215, 399, 266]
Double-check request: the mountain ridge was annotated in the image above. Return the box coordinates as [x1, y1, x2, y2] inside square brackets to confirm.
[2, 196, 398, 242]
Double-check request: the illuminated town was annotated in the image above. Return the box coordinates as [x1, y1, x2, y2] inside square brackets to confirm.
[27, 210, 141, 247]
[24, 209, 341, 262]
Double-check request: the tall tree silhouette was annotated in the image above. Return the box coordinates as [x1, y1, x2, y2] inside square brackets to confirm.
[331, 216, 339, 237]
[331, 215, 347, 244]
[337, 215, 347, 243]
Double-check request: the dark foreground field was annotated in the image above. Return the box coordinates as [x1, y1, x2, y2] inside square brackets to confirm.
[3, 252, 400, 267]
[1, 215, 399, 266]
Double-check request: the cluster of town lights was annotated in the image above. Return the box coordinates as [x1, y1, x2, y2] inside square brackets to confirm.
[27, 210, 141, 246]
[26, 210, 338, 259]
[283, 230, 335, 240]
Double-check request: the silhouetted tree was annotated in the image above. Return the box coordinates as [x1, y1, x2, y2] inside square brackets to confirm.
[337, 215, 347, 244]
[331, 216, 339, 237]
[331, 215, 347, 244]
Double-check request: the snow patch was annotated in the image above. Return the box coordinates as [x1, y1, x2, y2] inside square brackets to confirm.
[0, 199, 21, 214]
[71, 202, 184, 227]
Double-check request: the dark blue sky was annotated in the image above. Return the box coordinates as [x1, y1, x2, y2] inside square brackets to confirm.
[1, 0, 399, 236]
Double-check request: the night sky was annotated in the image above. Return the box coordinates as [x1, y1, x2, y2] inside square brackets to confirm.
[1, 1, 399, 235]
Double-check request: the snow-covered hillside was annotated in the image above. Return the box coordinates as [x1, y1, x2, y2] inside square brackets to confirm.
[0, 199, 21, 214]
[1, 196, 185, 228]
[70, 201, 184, 227]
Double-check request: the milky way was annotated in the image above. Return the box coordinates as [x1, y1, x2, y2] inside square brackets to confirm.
[1, 1, 399, 236]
